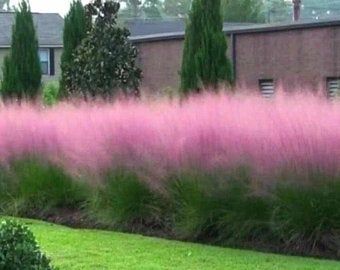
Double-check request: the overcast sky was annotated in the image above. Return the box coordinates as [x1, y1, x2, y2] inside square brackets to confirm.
[11, 0, 294, 17]
[11, 0, 92, 16]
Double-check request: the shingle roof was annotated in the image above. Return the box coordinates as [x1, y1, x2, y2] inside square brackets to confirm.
[129, 18, 340, 43]
[0, 12, 63, 47]
[125, 18, 255, 37]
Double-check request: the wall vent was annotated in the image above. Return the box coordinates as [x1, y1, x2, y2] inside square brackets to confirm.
[259, 79, 275, 98]
[327, 78, 340, 99]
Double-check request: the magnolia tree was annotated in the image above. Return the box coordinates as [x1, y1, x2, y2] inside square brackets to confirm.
[65, 0, 141, 99]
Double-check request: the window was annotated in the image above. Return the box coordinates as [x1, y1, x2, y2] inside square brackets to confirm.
[39, 49, 50, 75]
[327, 77, 340, 99]
[259, 79, 275, 98]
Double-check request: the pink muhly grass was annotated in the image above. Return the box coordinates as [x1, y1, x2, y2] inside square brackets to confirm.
[0, 92, 339, 185]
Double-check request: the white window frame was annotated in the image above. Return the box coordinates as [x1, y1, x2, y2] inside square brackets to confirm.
[38, 48, 50, 76]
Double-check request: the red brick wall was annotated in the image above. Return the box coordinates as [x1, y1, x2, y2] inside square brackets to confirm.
[136, 39, 184, 95]
[235, 27, 340, 94]
[135, 26, 340, 95]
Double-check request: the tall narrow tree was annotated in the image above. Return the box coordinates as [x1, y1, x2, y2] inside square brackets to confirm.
[1, 0, 41, 99]
[180, 0, 233, 94]
[60, 0, 89, 97]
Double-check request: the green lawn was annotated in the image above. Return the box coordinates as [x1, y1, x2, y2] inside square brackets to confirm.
[1, 217, 340, 270]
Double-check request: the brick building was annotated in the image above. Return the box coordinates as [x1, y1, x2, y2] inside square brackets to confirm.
[130, 19, 340, 98]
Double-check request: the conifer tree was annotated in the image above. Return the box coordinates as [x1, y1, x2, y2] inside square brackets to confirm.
[180, 0, 233, 94]
[60, 0, 89, 97]
[1, 0, 41, 99]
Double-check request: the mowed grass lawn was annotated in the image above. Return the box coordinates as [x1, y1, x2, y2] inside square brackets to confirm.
[2, 218, 340, 270]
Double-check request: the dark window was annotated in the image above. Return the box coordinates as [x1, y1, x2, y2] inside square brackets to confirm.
[39, 49, 50, 75]
[259, 79, 275, 98]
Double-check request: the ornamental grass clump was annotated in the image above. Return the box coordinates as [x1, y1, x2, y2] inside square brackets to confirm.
[90, 169, 165, 232]
[272, 177, 340, 256]
[0, 157, 88, 218]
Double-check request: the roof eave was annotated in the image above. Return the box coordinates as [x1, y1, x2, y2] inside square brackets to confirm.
[130, 19, 340, 43]
[0, 44, 63, 49]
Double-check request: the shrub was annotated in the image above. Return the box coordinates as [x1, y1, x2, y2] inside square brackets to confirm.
[42, 82, 59, 106]
[168, 168, 271, 244]
[0, 158, 88, 217]
[168, 171, 221, 241]
[272, 180, 340, 255]
[0, 220, 54, 269]
[216, 178, 271, 245]
[91, 169, 164, 231]
[0, 166, 13, 214]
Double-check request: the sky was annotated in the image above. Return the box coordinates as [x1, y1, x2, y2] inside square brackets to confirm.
[11, 0, 92, 16]
[10, 1, 294, 17]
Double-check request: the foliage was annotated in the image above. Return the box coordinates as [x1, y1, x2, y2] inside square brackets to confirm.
[264, 0, 290, 22]
[142, 0, 162, 19]
[272, 180, 340, 254]
[1, 55, 19, 96]
[0, 220, 54, 269]
[0, 0, 10, 11]
[1, 0, 41, 100]
[91, 169, 163, 230]
[222, 0, 265, 23]
[42, 82, 59, 106]
[216, 179, 271, 244]
[65, 0, 141, 99]
[60, 0, 89, 97]
[168, 172, 218, 240]
[0, 158, 87, 217]
[168, 169, 271, 244]
[119, 0, 141, 18]
[163, 0, 191, 17]
[119, 0, 162, 20]
[180, 0, 233, 93]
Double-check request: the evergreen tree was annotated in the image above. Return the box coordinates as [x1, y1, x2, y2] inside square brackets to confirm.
[66, 0, 141, 99]
[60, 0, 89, 97]
[1, 0, 41, 99]
[180, 0, 232, 93]
[1, 55, 19, 97]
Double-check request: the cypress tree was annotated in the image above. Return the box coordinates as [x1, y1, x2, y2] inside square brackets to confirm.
[180, 0, 233, 94]
[60, 0, 89, 97]
[1, 0, 41, 99]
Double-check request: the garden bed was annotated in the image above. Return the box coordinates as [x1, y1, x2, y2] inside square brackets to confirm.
[1, 93, 340, 259]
